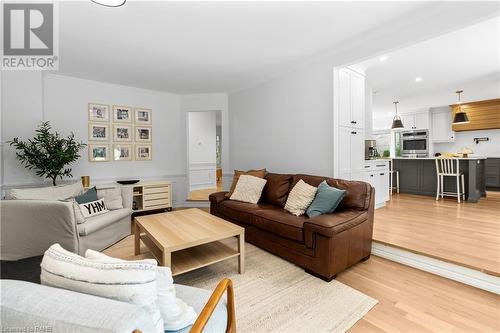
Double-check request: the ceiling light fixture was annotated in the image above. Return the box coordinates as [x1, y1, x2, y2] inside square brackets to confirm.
[414, 77, 423, 82]
[379, 56, 388, 62]
[91, 0, 126, 7]
[452, 90, 470, 124]
[391, 101, 404, 130]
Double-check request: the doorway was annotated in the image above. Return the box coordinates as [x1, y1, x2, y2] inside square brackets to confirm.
[187, 110, 223, 201]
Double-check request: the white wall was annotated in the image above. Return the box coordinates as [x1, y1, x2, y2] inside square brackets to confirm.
[434, 129, 500, 157]
[1, 73, 229, 206]
[228, 6, 496, 176]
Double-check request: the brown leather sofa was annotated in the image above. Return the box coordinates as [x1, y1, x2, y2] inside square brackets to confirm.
[209, 173, 375, 281]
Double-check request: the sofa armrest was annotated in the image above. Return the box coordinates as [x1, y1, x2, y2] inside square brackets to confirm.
[304, 210, 369, 239]
[0, 279, 155, 333]
[209, 191, 229, 204]
[0, 200, 78, 260]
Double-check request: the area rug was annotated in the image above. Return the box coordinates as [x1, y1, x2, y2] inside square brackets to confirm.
[175, 243, 377, 333]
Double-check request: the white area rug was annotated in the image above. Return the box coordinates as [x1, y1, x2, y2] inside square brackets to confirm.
[175, 243, 377, 333]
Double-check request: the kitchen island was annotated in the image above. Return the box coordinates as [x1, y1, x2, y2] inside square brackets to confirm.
[391, 157, 486, 202]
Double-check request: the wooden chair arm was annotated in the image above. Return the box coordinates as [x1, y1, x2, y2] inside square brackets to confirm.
[190, 278, 236, 333]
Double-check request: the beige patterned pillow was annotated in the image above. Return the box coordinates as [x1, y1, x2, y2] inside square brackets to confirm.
[284, 180, 318, 216]
[230, 175, 267, 204]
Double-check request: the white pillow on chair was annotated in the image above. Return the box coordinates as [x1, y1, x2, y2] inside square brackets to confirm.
[41, 244, 164, 333]
[85, 249, 197, 331]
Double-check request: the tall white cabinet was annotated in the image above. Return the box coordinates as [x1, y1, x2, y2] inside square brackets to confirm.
[334, 67, 365, 181]
[334, 67, 389, 208]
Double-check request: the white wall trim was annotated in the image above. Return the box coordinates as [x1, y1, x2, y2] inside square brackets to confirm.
[372, 242, 500, 295]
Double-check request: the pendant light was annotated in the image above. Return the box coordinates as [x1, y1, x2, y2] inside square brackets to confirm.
[452, 90, 469, 124]
[391, 101, 404, 130]
[91, 0, 126, 7]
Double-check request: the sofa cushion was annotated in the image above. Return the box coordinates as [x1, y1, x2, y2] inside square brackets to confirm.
[262, 173, 293, 207]
[7, 182, 84, 201]
[77, 208, 132, 236]
[218, 200, 273, 225]
[226, 169, 266, 198]
[253, 208, 308, 243]
[292, 174, 370, 211]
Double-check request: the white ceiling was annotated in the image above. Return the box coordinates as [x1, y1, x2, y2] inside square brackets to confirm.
[358, 16, 500, 116]
[56, 1, 440, 93]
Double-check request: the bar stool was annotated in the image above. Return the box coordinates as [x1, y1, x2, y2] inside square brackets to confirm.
[389, 159, 399, 195]
[435, 158, 465, 203]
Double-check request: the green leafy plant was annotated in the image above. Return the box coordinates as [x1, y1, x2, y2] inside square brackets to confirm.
[8, 121, 86, 186]
[383, 150, 390, 157]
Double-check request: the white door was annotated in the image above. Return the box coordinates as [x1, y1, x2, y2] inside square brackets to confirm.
[350, 71, 365, 129]
[414, 112, 429, 130]
[401, 114, 415, 130]
[338, 69, 351, 128]
[338, 126, 352, 179]
[350, 129, 365, 175]
[378, 171, 390, 203]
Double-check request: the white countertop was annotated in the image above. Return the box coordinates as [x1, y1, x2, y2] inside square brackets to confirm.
[392, 156, 487, 160]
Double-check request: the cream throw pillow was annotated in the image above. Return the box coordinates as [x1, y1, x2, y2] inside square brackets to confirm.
[284, 179, 318, 216]
[85, 249, 197, 331]
[96, 186, 123, 210]
[230, 175, 267, 204]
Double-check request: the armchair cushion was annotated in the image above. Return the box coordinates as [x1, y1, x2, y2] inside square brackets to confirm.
[6, 182, 83, 201]
[77, 208, 132, 236]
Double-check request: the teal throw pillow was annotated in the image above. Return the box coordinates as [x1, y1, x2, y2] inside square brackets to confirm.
[306, 181, 346, 218]
[75, 187, 98, 204]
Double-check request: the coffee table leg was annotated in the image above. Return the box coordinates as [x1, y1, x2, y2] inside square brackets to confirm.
[162, 251, 171, 267]
[134, 222, 141, 256]
[238, 232, 245, 274]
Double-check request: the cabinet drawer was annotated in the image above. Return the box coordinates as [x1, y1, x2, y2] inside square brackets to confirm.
[144, 192, 170, 200]
[486, 175, 500, 187]
[144, 197, 170, 208]
[144, 186, 170, 195]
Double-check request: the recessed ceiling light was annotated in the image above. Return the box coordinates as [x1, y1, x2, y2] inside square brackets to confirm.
[414, 77, 423, 82]
[379, 56, 388, 62]
[91, 0, 126, 7]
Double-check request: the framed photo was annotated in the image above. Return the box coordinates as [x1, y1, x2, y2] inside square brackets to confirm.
[113, 105, 133, 123]
[88, 123, 109, 141]
[88, 103, 110, 122]
[135, 108, 152, 124]
[135, 144, 152, 161]
[113, 144, 132, 161]
[135, 126, 152, 142]
[89, 144, 110, 162]
[113, 125, 132, 142]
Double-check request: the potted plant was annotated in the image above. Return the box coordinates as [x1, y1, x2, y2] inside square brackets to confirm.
[8, 121, 86, 186]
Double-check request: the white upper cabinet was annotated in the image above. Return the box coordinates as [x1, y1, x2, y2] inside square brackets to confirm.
[431, 110, 455, 142]
[338, 68, 365, 129]
[400, 111, 429, 130]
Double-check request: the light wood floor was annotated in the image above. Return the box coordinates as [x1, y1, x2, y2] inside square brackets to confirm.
[373, 192, 500, 276]
[106, 235, 500, 333]
[188, 183, 223, 201]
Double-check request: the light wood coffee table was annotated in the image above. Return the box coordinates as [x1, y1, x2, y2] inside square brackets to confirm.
[134, 208, 245, 276]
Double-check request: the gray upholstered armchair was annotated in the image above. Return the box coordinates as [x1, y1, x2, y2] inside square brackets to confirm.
[0, 185, 133, 260]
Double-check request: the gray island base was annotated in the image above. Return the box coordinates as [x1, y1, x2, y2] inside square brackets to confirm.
[391, 157, 486, 202]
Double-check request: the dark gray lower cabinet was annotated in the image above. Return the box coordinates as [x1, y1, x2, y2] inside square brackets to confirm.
[392, 158, 486, 202]
[485, 158, 500, 189]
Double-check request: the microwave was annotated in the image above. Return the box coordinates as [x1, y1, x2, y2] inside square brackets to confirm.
[401, 130, 429, 157]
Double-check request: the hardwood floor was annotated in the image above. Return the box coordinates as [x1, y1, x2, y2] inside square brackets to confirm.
[373, 191, 500, 276]
[106, 235, 500, 333]
[188, 182, 223, 201]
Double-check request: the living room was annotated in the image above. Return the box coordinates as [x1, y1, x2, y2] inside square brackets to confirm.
[1, 1, 499, 333]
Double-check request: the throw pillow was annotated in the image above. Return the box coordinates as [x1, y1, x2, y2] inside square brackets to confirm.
[74, 187, 98, 204]
[85, 249, 197, 331]
[306, 181, 346, 218]
[284, 179, 318, 216]
[96, 186, 123, 210]
[78, 198, 109, 218]
[41, 244, 164, 333]
[7, 182, 83, 200]
[230, 175, 268, 204]
[226, 168, 266, 198]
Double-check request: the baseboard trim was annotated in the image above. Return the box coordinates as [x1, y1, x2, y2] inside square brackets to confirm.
[372, 242, 500, 295]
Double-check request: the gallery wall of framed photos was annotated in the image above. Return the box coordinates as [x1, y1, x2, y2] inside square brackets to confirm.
[88, 103, 153, 162]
